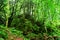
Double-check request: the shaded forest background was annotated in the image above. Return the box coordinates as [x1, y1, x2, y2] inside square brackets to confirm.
[0, 0, 60, 40]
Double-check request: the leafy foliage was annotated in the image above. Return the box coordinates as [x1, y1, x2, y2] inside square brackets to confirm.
[0, 0, 60, 40]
